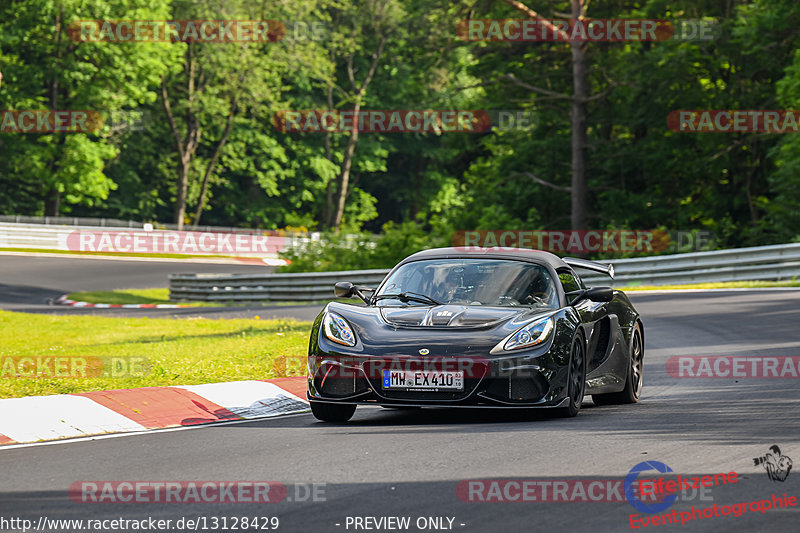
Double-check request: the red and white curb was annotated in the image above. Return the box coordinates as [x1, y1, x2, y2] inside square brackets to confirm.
[52, 294, 188, 309]
[0, 377, 308, 446]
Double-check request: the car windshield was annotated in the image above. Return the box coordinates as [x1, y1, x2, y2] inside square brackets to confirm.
[374, 258, 559, 308]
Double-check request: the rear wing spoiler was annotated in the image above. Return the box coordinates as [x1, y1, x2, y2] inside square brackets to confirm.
[563, 257, 615, 279]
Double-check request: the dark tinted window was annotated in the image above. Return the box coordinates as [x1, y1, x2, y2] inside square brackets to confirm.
[558, 269, 583, 293]
[376, 259, 558, 308]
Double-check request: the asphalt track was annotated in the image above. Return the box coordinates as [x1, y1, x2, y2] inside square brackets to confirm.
[1, 279, 799, 531]
[0, 254, 324, 321]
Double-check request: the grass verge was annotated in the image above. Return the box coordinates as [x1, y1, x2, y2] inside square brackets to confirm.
[68, 288, 351, 307]
[0, 310, 311, 399]
[68, 288, 222, 307]
[622, 280, 800, 291]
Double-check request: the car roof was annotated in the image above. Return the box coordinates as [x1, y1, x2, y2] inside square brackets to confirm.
[397, 247, 570, 270]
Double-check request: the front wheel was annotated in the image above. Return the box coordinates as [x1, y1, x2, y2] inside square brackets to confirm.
[593, 323, 643, 405]
[556, 333, 586, 418]
[310, 401, 357, 422]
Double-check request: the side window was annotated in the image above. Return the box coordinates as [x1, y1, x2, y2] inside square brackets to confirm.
[558, 269, 583, 293]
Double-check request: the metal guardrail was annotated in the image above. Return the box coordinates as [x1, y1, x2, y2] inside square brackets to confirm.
[0, 222, 97, 250]
[0, 215, 285, 234]
[577, 243, 800, 287]
[168, 243, 800, 302]
[0, 215, 146, 228]
[169, 269, 390, 301]
[0, 222, 302, 258]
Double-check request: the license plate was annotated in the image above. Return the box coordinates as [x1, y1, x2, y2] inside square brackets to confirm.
[382, 370, 464, 391]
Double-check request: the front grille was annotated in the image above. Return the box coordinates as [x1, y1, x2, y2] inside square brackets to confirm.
[482, 375, 548, 402]
[314, 363, 370, 398]
[510, 376, 547, 400]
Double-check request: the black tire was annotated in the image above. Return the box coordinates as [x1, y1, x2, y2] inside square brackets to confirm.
[310, 401, 357, 422]
[556, 332, 586, 418]
[593, 322, 643, 405]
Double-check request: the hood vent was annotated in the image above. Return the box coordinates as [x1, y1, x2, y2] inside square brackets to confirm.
[380, 305, 522, 328]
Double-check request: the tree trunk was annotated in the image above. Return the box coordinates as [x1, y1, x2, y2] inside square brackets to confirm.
[332, 99, 361, 229]
[322, 77, 336, 229]
[501, 0, 591, 231]
[745, 156, 759, 226]
[174, 158, 190, 229]
[570, 0, 588, 231]
[324, 180, 335, 229]
[44, 189, 60, 216]
[44, 6, 63, 217]
[192, 99, 237, 228]
[330, 35, 387, 230]
[162, 44, 200, 231]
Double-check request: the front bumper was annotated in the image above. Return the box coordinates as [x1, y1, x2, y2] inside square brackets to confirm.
[307, 350, 570, 407]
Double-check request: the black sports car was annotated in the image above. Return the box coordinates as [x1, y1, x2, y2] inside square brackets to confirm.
[306, 247, 644, 422]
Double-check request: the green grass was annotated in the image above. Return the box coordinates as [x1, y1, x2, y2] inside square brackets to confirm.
[0, 310, 312, 398]
[68, 288, 221, 307]
[622, 280, 800, 291]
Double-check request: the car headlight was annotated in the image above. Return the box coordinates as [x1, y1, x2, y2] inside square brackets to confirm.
[503, 316, 554, 351]
[323, 312, 356, 346]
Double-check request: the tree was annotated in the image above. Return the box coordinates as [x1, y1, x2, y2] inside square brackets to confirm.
[0, 0, 176, 216]
[313, 0, 404, 230]
[495, 0, 597, 231]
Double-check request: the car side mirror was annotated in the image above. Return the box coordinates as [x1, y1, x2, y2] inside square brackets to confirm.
[586, 287, 614, 302]
[334, 281, 372, 304]
[334, 281, 355, 298]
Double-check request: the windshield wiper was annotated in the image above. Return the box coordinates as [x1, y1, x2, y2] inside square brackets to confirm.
[373, 291, 443, 306]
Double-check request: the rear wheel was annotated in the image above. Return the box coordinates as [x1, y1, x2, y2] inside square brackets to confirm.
[593, 323, 643, 405]
[310, 401, 357, 422]
[556, 333, 586, 418]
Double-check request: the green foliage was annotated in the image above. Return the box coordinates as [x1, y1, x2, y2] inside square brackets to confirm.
[368, 219, 450, 266]
[279, 219, 450, 272]
[279, 231, 376, 272]
[0, 0, 177, 215]
[3, 0, 800, 254]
